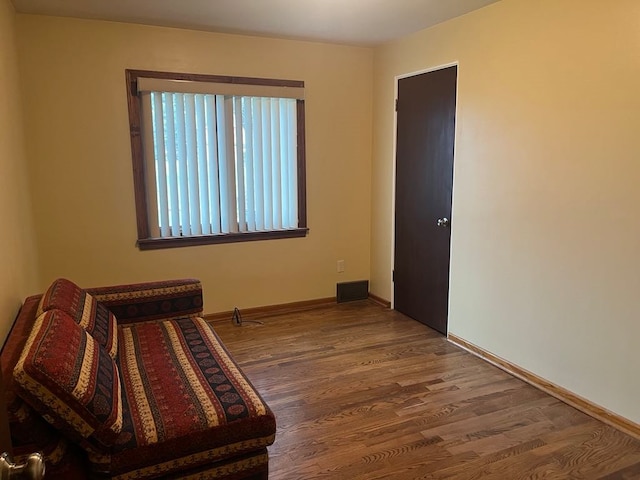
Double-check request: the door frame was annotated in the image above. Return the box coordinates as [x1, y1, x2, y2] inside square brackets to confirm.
[390, 61, 460, 314]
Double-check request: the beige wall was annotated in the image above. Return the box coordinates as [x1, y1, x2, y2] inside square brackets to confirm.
[16, 15, 373, 313]
[0, 0, 39, 343]
[11, 0, 639, 426]
[371, 0, 640, 423]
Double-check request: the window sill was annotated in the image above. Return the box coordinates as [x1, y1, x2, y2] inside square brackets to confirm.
[137, 228, 309, 251]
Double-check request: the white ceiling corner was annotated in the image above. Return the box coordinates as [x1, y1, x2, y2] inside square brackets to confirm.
[11, 0, 502, 46]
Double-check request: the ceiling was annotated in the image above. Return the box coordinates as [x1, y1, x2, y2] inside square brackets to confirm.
[11, 0, 501, 47]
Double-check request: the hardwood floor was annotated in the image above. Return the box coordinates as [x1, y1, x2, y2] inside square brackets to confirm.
[212, 301, 640, 479]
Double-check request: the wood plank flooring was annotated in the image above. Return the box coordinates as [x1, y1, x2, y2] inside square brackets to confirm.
[212, 301, 640, 479]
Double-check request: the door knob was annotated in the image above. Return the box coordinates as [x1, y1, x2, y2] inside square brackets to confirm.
[1, 452, 45, 480]
[437, 217, 449, 228]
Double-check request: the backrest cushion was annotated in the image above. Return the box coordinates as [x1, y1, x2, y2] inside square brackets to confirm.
[38, 278, 117, 359]
[1, 295, 68, 466]
[13, 309, 123, 449]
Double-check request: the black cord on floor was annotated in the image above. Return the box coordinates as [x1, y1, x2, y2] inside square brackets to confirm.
[232, 307, 242, 325]
[232, 307, 264, 326]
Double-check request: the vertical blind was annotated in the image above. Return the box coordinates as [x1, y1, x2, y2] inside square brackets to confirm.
[143, 91, 299, 238]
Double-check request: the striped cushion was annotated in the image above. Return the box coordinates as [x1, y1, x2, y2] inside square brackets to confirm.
[38, 278, 118, 359]
[13, 309, 123, 449]
[90, 317, 276, 478]
[87, 279, 204, 324]
[0, 295, 69, 467]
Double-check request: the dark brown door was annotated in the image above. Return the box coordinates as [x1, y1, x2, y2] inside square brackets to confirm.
[394, 65, 457, 335]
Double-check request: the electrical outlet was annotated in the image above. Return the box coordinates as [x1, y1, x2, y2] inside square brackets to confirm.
[337, 260, 345, 273]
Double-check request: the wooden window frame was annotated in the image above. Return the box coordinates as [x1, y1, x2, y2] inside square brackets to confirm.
[125, 69, 308, 250]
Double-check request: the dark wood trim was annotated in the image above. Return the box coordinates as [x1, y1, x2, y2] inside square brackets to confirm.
[368, 293, 391, 308]
[137, 228, 309, 250]
[125, 69, 308, 250]
[447, 333, 640, 440]
[204, 297, 337, 324]
[296, 99, 307, 228]
[126, 69, 304, 88]
[125, 69, 150, 240]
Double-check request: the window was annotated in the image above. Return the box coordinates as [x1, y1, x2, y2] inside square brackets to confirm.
[125, 70, 308, 250]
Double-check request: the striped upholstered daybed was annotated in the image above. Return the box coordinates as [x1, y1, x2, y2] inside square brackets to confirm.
[0, 278, 276, 479]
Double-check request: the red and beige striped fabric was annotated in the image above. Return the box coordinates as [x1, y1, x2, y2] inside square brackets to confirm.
[86, 279, 203, 324]
[88, 316, 276, 479]
[13, 309, 123, 449]
[6, 280, 275, 479]
[38, 278, 118, 359]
